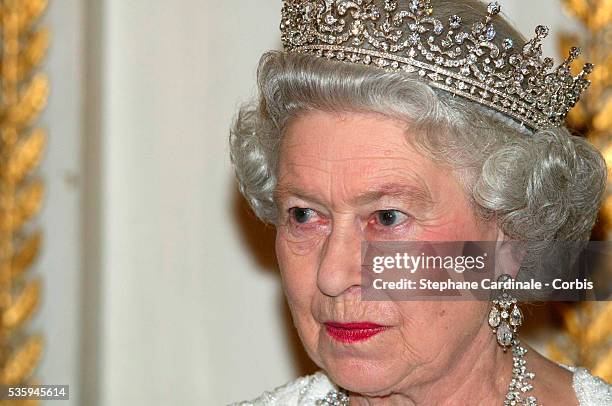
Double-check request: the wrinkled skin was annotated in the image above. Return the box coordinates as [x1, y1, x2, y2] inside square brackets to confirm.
[273, 110, 576, 405]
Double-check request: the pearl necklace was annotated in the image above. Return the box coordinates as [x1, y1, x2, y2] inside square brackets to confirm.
[316, 340, 538, 406]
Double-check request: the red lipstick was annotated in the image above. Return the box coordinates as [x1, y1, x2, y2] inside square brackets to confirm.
[324, 322, 388, 343]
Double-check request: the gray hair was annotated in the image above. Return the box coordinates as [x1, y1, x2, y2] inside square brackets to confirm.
[229, 0, 607, 295]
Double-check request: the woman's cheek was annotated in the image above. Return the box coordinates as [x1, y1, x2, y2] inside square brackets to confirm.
[276, 225, 327, 308]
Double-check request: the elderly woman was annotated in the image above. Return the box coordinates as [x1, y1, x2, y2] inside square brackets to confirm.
[229, 0, 611, 404]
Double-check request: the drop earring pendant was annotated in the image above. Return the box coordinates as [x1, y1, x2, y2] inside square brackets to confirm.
[488, 274, 523, 350]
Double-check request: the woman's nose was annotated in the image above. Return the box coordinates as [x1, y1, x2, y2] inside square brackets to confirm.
[316, 219, 362, 298]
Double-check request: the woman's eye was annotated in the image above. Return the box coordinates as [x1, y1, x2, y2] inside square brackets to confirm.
[376, 210, 409, 227]
[289, 207, 316, 224]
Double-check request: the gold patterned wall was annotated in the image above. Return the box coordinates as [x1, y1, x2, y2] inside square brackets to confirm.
[547, 0, 612, 383]
[0, 0, 48, 403]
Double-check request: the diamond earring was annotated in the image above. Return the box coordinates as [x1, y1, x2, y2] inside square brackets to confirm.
[488, 274, 523, 350]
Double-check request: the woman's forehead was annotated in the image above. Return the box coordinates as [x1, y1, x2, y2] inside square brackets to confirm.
[282, 110, 412, 159]
[279, 110, 443, 179]
[276, 111, 457, 207]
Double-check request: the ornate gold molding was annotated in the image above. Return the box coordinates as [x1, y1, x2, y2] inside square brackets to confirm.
[0, 0, 48, 401]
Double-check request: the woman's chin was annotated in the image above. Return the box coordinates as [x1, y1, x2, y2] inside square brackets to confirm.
[322, 355, 402, 395]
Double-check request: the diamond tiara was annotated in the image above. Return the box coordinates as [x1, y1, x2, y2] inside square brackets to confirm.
[280, 0, 594, 132]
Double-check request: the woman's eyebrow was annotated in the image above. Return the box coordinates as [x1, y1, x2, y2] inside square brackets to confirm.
[273, 183, 324, 206]
[348, 182, 434, 208]
[274, 182, 434, 209]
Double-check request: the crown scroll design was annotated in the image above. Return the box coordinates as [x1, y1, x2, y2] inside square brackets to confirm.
[280, 0, 594, 132]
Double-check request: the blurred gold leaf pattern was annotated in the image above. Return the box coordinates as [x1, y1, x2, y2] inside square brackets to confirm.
[10, 232, 40, 280]
[4, 128, 45, 184]
[548, 0, 611, 383]
[4, 75, 48, 130]
[0, 180, 44, 234]
[548, 303, 612, 382]
[0, 335, 43, 385]
[0, 0, 48, 402]
[17, 29, 48, 79]
[2, 278, 39, 330]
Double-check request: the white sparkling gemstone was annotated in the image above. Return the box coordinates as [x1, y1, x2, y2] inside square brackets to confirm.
[376, 58, 388, 67]
[510, 305, 523, 326]
[497, 321, 513, 346]
[384, 0, 396, 11]
[449, 15, 461, 28]
[473, 21, 485, 33]
[485, 25, 496, 40]
[488, 306, 501, 327]
[487, 2, 501, 15]
[455, 32, 468, 44]
[535, 25, 549, 38]
[428, 72, 440, 81]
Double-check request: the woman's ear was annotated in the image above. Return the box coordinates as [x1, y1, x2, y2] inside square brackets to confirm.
[494, 228, 527, 280]
[496, 227, 507, 243]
